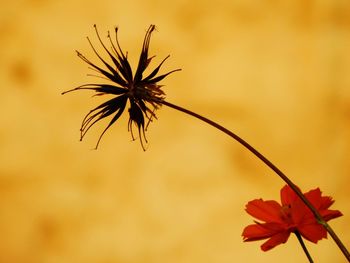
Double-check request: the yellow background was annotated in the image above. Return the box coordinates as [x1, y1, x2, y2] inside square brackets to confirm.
[1, 0, 350, 262]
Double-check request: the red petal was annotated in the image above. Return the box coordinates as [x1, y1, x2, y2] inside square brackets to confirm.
[300, 188, 342, 222]
[298, 223, 327, 243]
[290, 196, 311, 224]
[304, 188, 322, 209]
[320, 209, 343, 221]
[319, 196, 334, 210]
[245, 199, 283, 223]
[280, 185, 300, 206]
[288, 187, 322, 224]
[242, 224, 274, 241]
[242, 222, 286, 241]
[261, 231, 291, 251]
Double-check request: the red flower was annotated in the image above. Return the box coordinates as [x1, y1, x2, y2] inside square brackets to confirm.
[242, 185, 342, 251]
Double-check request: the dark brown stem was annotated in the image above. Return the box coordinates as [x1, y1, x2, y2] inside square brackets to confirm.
[295, 231, 314, 263]
[160, 99, 350, 261]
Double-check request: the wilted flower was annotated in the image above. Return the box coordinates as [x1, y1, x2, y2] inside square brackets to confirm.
[62, 25, 180, 150]
[242, 185, 342, 251]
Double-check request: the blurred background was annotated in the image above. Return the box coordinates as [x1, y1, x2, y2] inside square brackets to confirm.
[1, 0, 350, 262]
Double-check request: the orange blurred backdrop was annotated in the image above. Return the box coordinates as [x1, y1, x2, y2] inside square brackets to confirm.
[1, 0, 350, 262]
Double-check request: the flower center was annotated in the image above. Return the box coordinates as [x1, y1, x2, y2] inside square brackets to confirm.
[128, 82, 164, 104]
[281, 204, 293, 222]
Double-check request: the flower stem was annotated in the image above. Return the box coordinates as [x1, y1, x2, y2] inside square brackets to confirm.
[160, 99, 350, 261]
[294, 231, 314, 263]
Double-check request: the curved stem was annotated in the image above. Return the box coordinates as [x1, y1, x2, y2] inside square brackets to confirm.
[295, 231, 314, 263]
[160, 99, 350, 261]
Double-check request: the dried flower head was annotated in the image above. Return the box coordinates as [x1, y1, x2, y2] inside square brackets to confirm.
[63, 25, 180, 150]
